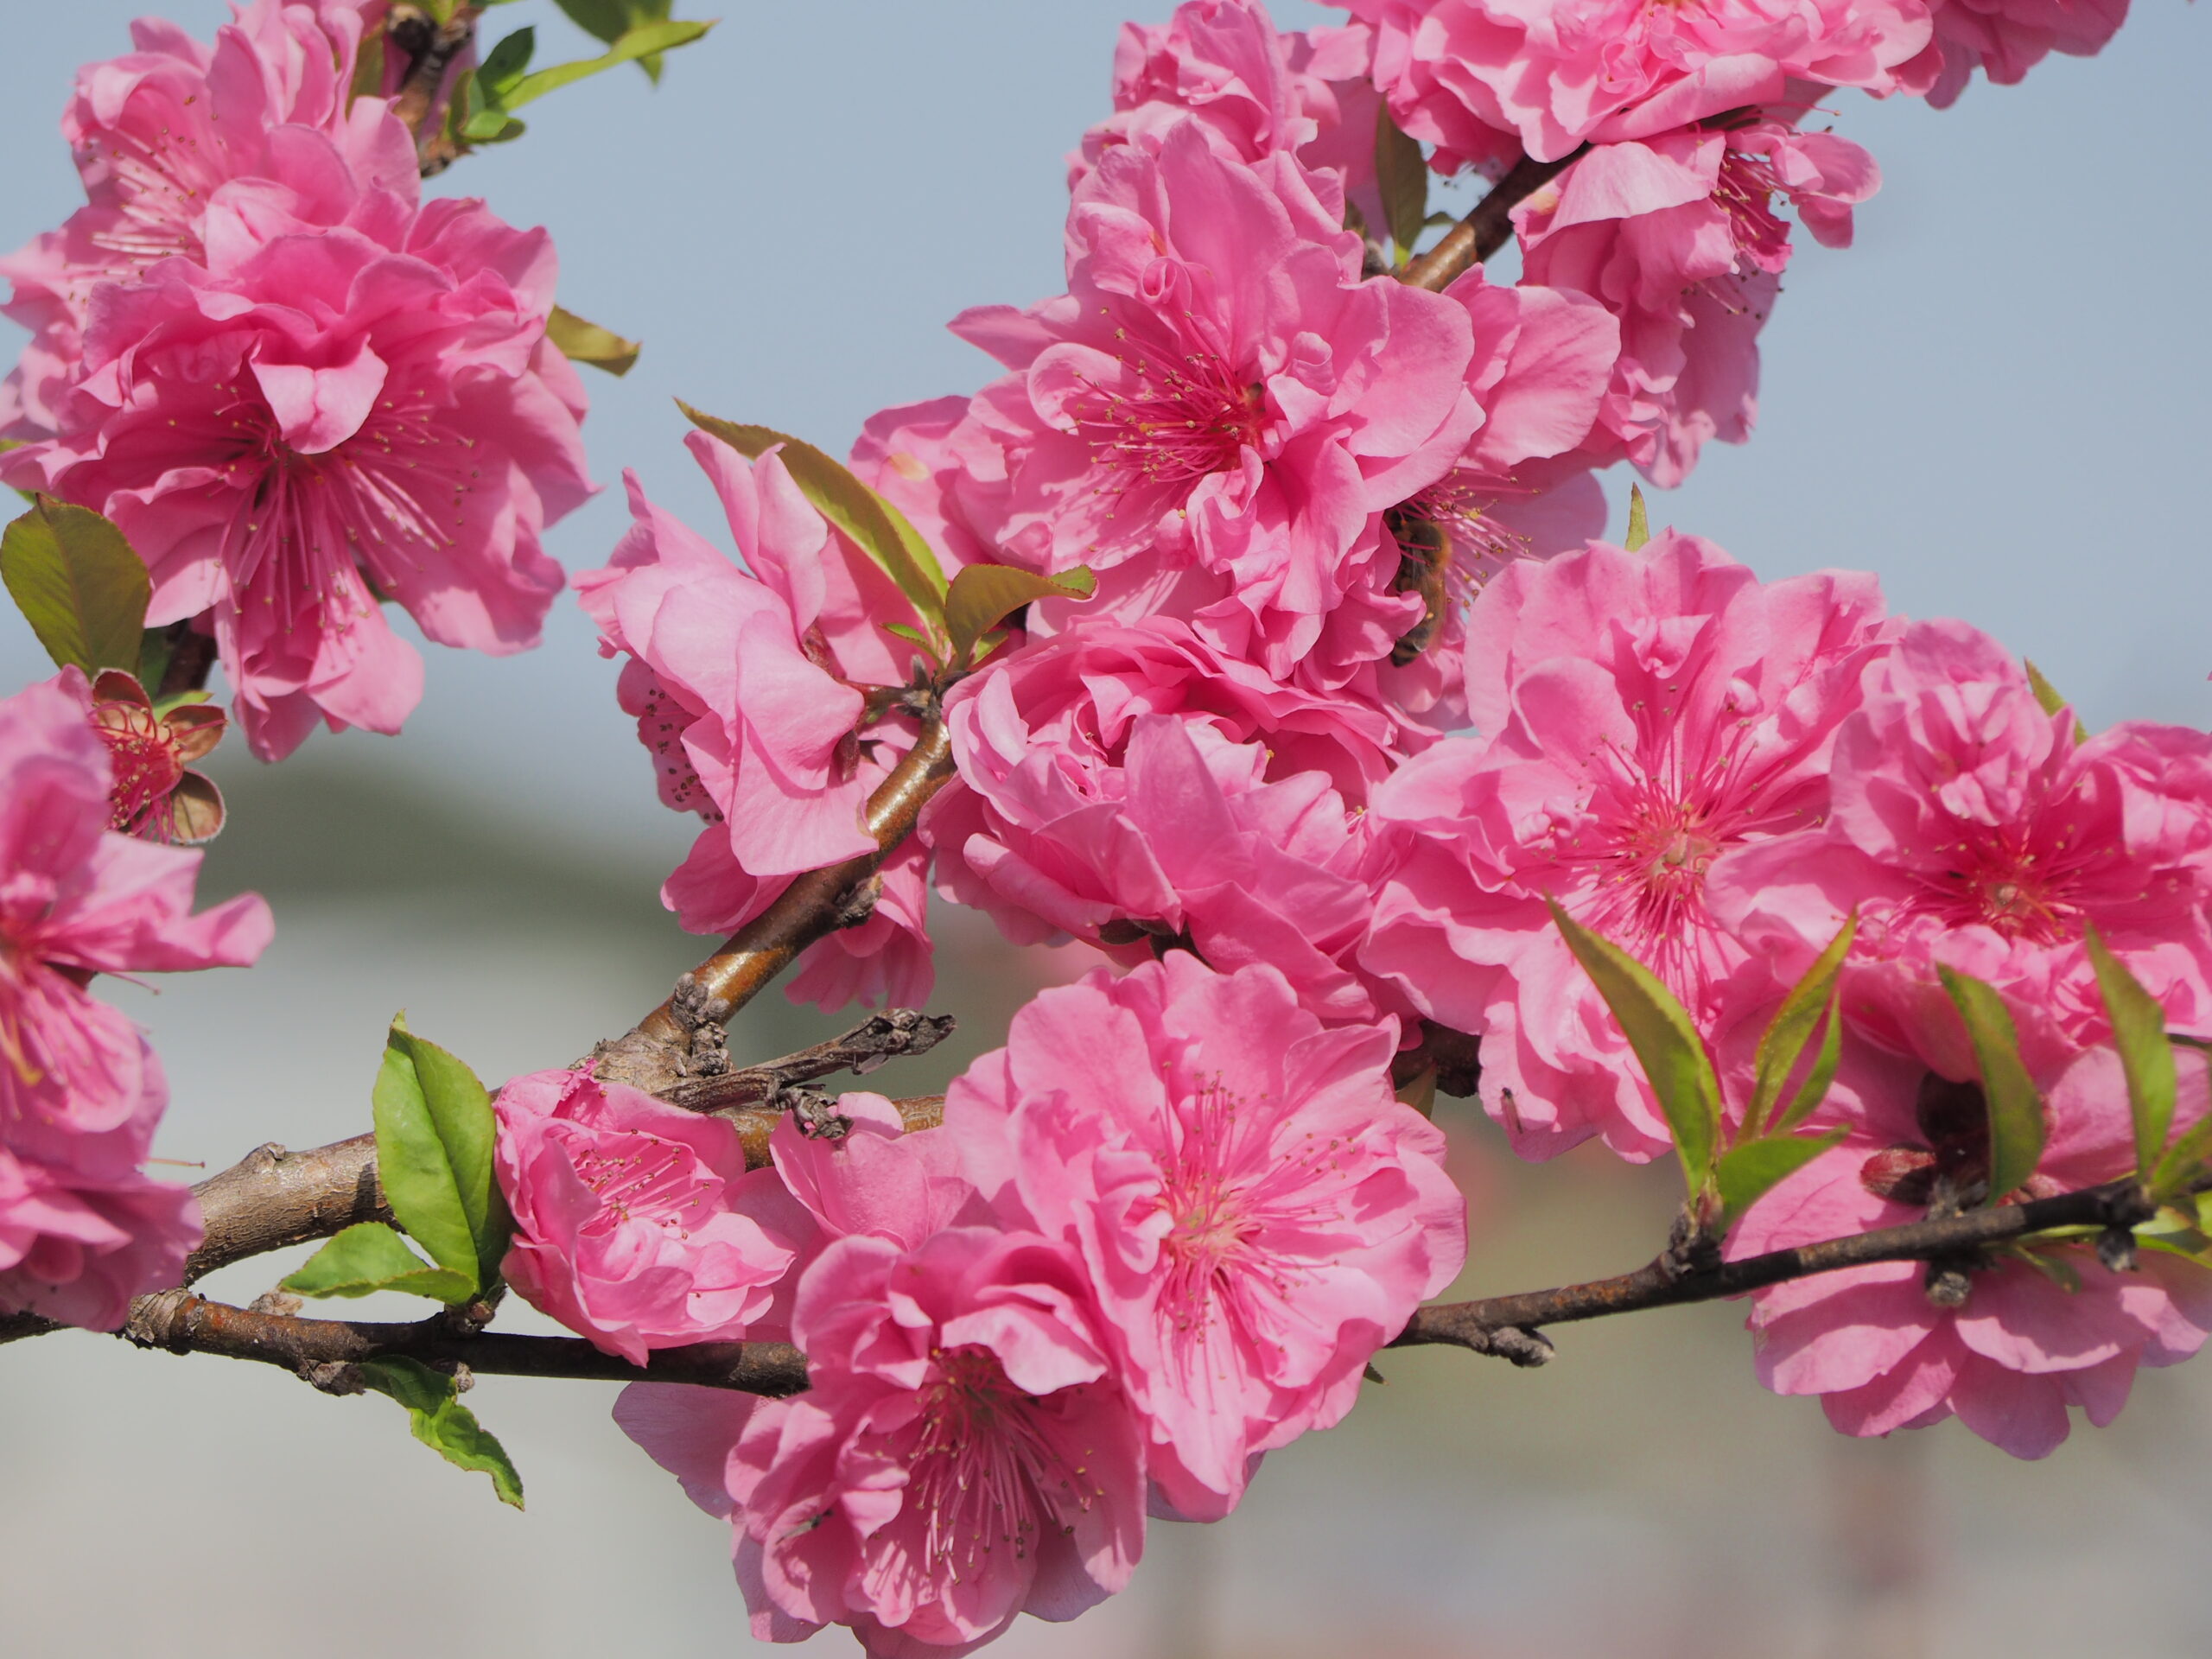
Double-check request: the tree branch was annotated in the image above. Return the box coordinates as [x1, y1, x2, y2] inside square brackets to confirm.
[122, 1289, 810, 1395]
[1395, 1177, 2171, 1365]
[1396, 147, 1588, 293]
[661, 1010, 957, 1114]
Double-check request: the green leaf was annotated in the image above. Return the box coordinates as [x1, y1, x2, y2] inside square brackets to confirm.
[943, 563, 1095, 668]
[475, 25, 536, 103]
[1374, 103, 1427, 257]
[553, 0, 671, 46]
[1746, 916, 1856, 1139]
[1624, 484, 1651, 553]
[678, 402, 949, 624]
[2023, 658, 2089, 744]
[1717, 1129, 1848, 1224]
[502, 19, 712, 109]
[545, 306, 640, 376]
[2, 497, 151, 674]
[1938, 968, 2047, 1205]
[2152, 1074, 2212, 1203]
[371, 1015, 511, 1292]
[356, 1357, 524, 1509]
[2084, 926, 2177, 1177]
[350, 28, 386, 103]
[1548, 900, 1722, 1198]
[282, 1222, 476, 1303]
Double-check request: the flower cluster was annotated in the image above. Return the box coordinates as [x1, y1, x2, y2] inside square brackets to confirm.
[0, 0, 592, 760]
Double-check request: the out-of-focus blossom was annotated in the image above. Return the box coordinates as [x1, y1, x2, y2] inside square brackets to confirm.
[1912, 0, 2127, 107]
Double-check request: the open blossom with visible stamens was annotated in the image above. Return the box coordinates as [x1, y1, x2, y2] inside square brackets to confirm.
[4, 197, 592, 760]
[0, 676, 270, 1327]
[1513, 118, 1880, 486]
[1709, 619, 2212, 1068]
[493, 1069, 804, 1365]
[948, 955, 1465, 1518]
[1346, 0, 1930, 166]
[0, 0, 411, 437]
[1732, 1039, 2212, 1459]
[618, 1226, 1146, 1659]
[1363, 531, 1895, 1159]
[949, 118, 1479, 683]
[578, 433, 934, 1012]
[1912, 0, 2128, 107]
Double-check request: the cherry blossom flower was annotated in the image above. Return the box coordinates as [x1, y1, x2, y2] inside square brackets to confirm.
[925, 617, 1406, 1023]
[5, 198, 593, 760]
[949, 118, 1479, 683]
[493, 1069, 805, 1365]
[1732, 1040, 2212, 1459]
[577, 434, 933, 1012]
[1709, 619, 2212, 1070]
[1347, 0, 1931, 165]
[60, 667, 230, 844]
[0, 676, 271, 1327]
[1513, 117, 1880, 486]
[948, 955, 1465, 1518]
[617, 1226, 1146, 1658]
[1913, 0, 2128, 107]
[1363, 531, 1895, 1159]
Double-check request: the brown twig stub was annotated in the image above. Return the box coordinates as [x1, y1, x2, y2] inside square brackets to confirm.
[123, 1289, 810, 1395]
[1396, 1178, 2165, 1356]
[663, 1010, 957, 1114]
[1396, 147, 1588, 292]
[719, 1094, 946, 1172]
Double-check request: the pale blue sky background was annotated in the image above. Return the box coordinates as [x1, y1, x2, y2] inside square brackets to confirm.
[1, 9, 2209, 1658]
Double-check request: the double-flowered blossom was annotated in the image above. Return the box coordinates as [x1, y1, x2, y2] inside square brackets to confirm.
[1364, 531, 1895, 1159]
[1, 3, 592, 760]
[1347, 0, 1932, 166]
[1914, 0, 2128, 106]
[620, 1224, 1146, 1659]
[492, 1069, 804, 1364]
[925, 617, 1402, 1025]
[0, 677, 270, 1328]
[1709, 619, 2212, 1067]
[1514, 117, 1879, 486]
[1732, 1039, 2212, 1458]
[948, 955, 1465, 1518]
[577, 433, 937, 1011]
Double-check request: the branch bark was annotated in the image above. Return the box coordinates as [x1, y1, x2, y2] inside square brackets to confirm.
[1396, 146, 1588, 292]
[1395, 1177, 2169, 1364]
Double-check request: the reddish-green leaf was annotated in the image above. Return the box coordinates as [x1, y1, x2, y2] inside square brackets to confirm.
[944, 563, 1095, 668]
[546, 305, 640, 376]
[1624, 485, 1651, 553]
[1374, 103, 1427, 255]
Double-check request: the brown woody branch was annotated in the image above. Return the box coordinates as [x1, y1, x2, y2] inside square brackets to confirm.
[1395, 1178, 2170, 1366]
[662, 1010, 957, 1114]
[1397, 146, 1589, 292]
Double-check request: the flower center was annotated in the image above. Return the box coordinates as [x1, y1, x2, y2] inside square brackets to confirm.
[1712, 146, 1789, 270]
[909, 1345, 1084, 1572]
[1068, 347, 1267, 501]
[570, 1134, 704, 1233]
[91, 703, 186, 835]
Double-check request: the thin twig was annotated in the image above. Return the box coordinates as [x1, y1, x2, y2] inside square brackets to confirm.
[662, 1010, 957, 1113]
[1396, 146, 1588, 292]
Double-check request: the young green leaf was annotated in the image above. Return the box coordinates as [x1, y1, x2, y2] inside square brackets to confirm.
[1938, 968, 2047, 1205]
[2084, 926, 2178, 1176]
[281, 1222, 477, 1304]
[545, 306, 640, 376]
[1746, 916, 1855, 1139]
[1623, 484, 1651, 553]
[2, 497, 151, 675]
[1717, 1129, 1848, 1224]
[1373, 103, 1427, 257]
[678, 402, 949, 623]
[475, 25, 536, 102]
[371, 1016, 510, 1292]
[553, 0, 671, 47]
[1548, 900, 1721, 1197]
[501, 19, 712, 109]
[943, 563, 1096, 667]
[2151, 1062, 2212, 1203]
[2022, 658, 2089, 744]
[356, 1357, 524, 1510]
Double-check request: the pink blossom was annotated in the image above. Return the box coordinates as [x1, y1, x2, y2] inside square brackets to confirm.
[5, 199, 592, 760]
[1709, 619, 2212, 1070]
[0, 677, 271, 1327]
[617, 1227, 1146, 1657]
[1363, 532, 1894, 1159]
[1732, 1042, 2212, 1459]
[1513, 118, 1880, 486]
[1911, 0, 2128, 108]
[766, 1090, 982, 1256]
[577, 433, 933, 1012]
[1347, 0, 1931, 165]
[950, 118, 1479, 683]
[0, 0, 412, 438]
[850, 397, 994, 574]
[947, 956, 1465, 1518]
[493, 1068, 804, 1365]
[925, 617, 1405, 1024]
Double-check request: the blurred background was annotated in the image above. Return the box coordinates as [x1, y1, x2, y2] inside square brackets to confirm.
[2, 3, 2209, 1655]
